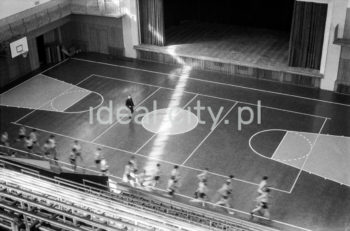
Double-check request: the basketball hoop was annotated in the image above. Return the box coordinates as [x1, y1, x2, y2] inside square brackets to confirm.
[22, 52, 28, 58]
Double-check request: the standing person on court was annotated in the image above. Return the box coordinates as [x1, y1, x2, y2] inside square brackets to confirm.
[125, 95, 135, 118]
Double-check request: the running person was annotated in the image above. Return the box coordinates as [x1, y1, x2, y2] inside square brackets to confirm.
[197, 168, 209, 182]
[69, 151, 77, 172]
[214, 195, 235, 215]
[100, 158, 109, 176]
[48, 135, 57, 159]
[258, 176, 268, 195]
[72, 140, 83, 161]
[129, 155, 138, 171]
[251, 187, 271, 219]
[24, 136, 34, 154]
[171, 165, 180, 181]
[190, 179, 208, 207]
[94, 147, 102, 169]
[0, 132, 10, 154]
[143, 163, 161, 190]
[166, 176, 179, 197]
[42, 140, 51, 158]
[122, 161, 134, 184]
[29, 129, 39, 147]
[125, 95, 135, 118]
[16, 126, 26, 142]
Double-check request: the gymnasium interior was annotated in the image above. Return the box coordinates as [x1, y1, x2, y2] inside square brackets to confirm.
[0, 0, 350, 231]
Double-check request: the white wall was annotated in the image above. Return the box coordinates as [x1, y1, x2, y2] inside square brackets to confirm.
[320, 0, 348, 90]
[121, 0, 140, 58]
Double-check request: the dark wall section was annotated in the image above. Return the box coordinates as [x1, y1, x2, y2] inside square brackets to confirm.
[164, 0, 295, 31]
[0, 15, 124, 91]
[65, 15, 124, 56]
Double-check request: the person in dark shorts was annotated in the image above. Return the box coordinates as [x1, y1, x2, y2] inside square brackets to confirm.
[29, 129, 39, 147]
[69, 151, 77, 172]
[250, 187, 271, 219]
[42, 140, 51, 158]
[166, 176, 179, 197]
[24, 136, 34, 154]
[0, 131, 10, 154]
[72, 140, 83, 161]
[16, 126, 26, 142]
[94, 147, 102, 168]
[125, 95, 135, 118]
[190, 178, 208, 207]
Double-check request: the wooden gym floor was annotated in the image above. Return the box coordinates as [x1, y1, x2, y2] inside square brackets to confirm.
[0, 53, 350, 231]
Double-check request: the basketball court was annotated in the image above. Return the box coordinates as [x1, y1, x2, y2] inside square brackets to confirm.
[1, 53, 350, 231]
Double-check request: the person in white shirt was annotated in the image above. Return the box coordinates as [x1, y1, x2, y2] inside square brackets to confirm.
[251, 187, 271, 219]
[48, 135, 57, 159]
[72, 140, 83, 161]
[94, 147, 102, 169]
[129, 155, 138, 171]
[197, 168, 209, 182]
[0, 132, 10, 154]
[214, 194, 235, 215]
[24, 136, 34, 154]
[258, 176, 268, 195]
[143, 163, 161, 190]
[29, 129, 39, 147]
[100, 158, 109, 176]
[190, 179, 208, 207]
[166, 176, 179, 197]
[122, 161, 133, 183]
[69, 151, 77, 172]
[16, 126, 26, 142]
[171, 165, 180, 181]
[42, 140, 51, 158]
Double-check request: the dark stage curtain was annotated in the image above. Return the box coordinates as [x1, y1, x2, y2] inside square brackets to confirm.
[139, 0, 165, 46]
[288, 2, 328, 69]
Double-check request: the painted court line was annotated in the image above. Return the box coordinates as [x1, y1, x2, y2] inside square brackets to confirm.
[93, 74, 328, 119]
[72, 58, 350, 108]
[90, 87, 162, 143]
[11, 121, 289, 194]
[288, 118, 329, 193]
[181, 102, 238, 166]
[270, 131, 287, 160]
[0, 59, 69, 97]
[134, 94, 199, 154]
[0, 149, 310, 231]
[14, 74, 94, 124]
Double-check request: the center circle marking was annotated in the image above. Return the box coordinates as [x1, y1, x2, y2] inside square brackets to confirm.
[142, 108, 198, 135]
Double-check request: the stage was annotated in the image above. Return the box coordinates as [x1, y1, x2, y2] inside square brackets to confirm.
[135, 23, 322, 88]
